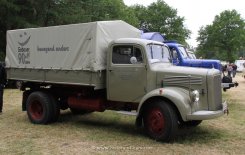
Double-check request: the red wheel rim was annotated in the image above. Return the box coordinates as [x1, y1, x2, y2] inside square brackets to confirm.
[147, 108, 165, 135]
[29, 100, 43, 120]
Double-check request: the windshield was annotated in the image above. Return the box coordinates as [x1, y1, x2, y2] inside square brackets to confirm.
[187, 51, 196, 59]
[146, 44, 171, 63]
[178, 46, 188, 59]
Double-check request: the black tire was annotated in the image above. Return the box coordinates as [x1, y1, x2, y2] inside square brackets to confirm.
[48, 94, 60, 123]
[143, 100, 178, 142]
[70, 108, 93, 115]
[26, 91, 56, 124]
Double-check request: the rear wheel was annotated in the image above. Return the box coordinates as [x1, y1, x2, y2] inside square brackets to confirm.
[48, 94, 60, 123]
[26, 91, 59, 124]
[143, 100, 178, 142]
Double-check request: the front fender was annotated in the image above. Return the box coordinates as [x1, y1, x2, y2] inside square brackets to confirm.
[137, 87, 191, 121]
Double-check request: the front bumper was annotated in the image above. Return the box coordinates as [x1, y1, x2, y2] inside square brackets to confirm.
[186, 101, 228, 120]
[222, 82, 238, 91]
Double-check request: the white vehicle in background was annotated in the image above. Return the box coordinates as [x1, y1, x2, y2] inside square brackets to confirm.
[234, 60, 245, 72]
[237, 60, 245, 79]
[243, 64, 245, 79]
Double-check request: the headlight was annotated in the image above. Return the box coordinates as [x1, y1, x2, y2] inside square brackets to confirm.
[190, 90, 200, 102]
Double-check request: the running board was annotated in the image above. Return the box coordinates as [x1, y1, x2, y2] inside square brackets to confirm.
[117, 111, 137, 116]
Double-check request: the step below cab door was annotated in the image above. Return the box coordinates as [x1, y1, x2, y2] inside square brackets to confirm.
[107, 44, 147, 102]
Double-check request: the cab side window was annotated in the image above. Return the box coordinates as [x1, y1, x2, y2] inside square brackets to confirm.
[112, 46, 143, 64]
[135, 47, 143, 63]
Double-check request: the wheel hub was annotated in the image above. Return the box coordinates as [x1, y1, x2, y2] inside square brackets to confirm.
[148, 108, 165, 135]
[29, 100, 43, 120]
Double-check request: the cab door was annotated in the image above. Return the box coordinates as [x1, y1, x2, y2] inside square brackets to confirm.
[107, 45, 146, 102]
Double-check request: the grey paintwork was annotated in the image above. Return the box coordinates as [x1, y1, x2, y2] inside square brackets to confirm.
[107, 38, 225, 121]
[6, 35, 226, 121]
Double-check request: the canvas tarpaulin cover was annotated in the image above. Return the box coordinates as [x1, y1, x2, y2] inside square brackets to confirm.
[6, 20, 141, 71]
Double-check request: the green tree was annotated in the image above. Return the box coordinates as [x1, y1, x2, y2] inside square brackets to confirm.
[0, 0, 191, 61]
[130, 5, 148, 28]
[120, 5, 139, 27]
[0, 0, 86, 60]
[0, 0, 21, 60]
[0, 0, 56, 60]
[197, 10, 245, 62]
[131, 0, 190, 44]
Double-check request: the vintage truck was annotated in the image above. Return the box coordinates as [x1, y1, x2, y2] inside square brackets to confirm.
[141, 32, 238, 91]
[5, 21, 228, 142]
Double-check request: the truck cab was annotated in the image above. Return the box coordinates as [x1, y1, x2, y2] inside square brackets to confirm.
[106, 38, 227, 140]
[141, 32, 238, 91]
[167, 41, 221, 70]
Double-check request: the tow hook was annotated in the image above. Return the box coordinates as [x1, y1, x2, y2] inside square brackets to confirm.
[234, 82, 238, 87]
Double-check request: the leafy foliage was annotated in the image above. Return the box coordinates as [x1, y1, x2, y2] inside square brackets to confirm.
[196, 10, 245, 62]
[0, 0, 190, 61]
[146, 0, 190, 43]
[130, 0, 190, 44]
[0, 0, 21, 56]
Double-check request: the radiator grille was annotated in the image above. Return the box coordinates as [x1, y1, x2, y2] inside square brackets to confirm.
[163, 76, 202, 87]
[208, 74, 222, 110]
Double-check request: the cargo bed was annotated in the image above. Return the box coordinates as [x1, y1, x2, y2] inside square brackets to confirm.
[6, 68, 106, 89]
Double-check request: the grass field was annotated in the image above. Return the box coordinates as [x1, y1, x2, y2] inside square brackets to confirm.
[0, 76, 245, 155]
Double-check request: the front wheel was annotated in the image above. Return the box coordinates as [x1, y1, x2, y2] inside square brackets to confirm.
[143, 100, 178, 142]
